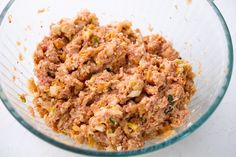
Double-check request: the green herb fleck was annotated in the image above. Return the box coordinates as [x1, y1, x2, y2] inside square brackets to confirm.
[167, 95, 174, 105]
[109, 117, 117, 125]
[175, 59, 183, 65]
[18, 94, 26, 103]
[92, 35, 99, 45]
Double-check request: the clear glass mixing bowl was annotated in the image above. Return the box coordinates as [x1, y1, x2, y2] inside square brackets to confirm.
[0, 0, 233, 156]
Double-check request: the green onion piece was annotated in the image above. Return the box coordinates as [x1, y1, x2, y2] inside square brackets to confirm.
[92, 35, 99, 45]
[167, 95, 174, 105]
[175, 59, 183, 65]
[109, 117, 117, 125]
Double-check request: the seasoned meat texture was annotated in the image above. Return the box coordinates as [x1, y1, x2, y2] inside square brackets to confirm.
[33, 10, 196, 151]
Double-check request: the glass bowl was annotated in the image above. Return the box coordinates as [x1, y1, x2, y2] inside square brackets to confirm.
[0, 0, 233, 156]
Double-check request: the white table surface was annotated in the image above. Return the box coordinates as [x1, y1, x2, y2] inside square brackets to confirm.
[0, 0, 235, 157]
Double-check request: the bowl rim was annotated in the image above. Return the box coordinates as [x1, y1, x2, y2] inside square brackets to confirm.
[0, 0, 234, 156]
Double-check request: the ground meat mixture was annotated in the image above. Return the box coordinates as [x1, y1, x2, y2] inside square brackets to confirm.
[32, 10, 196, 151]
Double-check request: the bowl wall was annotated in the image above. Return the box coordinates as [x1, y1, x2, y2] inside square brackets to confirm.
[0, 0, 233, 156]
